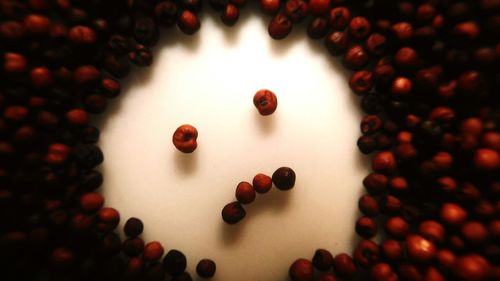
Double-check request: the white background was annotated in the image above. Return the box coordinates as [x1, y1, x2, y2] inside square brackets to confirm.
[98, 3, 369, 280]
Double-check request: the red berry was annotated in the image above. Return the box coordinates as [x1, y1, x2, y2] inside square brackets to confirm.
[143, 241, 164, 261]
[172, 124, 198, 153]
[79, 192, 104, 212]
[289, 258, 314, 281]
[253, 89, 278, 116]
[253, 173, 272, 194]
[235, 181, 256, 204]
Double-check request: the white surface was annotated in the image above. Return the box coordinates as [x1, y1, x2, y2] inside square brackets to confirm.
[98, 5, 369, 281]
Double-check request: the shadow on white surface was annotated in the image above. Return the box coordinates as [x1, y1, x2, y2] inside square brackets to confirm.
[173, 150, 200, 175]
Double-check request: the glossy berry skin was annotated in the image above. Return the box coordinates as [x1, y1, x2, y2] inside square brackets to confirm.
[221, 202, 246, 224]
[385, 216, 409, 239]
[405, 234, 436, 263]
[253, 173, 272, 193]
[289, 258, 314, 281]
[221, 4, 239, 26]
[253, 89, 278, 115]
[79, 192, 104, 212]
[452, 254, 491, 281]
[97, 208, 120, 232]
[348, 16, 371, 39]
[324, 31, 349, 56]
[356, 216, 378, 239]
[372, 151, 397, 174]
[440, 203, 468, 226]
[381, 240, 403, 262]
[172, 124, 198, 153]
[333, 253, 357, 279]
[370, 263, 397, 281]
[329, 7, 351, 30]
[66, 108, 89, 126]
[349, 70, 373, 95]
[312, 249, 334, 271]
[268, 13, 292, 40]
[343, 45, 369, 70]
[3, 53, 27, 73]
[178, 10, 201, 35]
[307, 17, 330, 39]
[353, 240, 380, 267]
[272, 167, 296, 190]
[358, 195, 380, 217]
[260, 0, 281, 15]
[418, 220, 445, 243]
[285, 0, 309, 23]
[143, 241, 164, 261]
[68, 26, 96, 45]
[45, 143, 71, 166]
[474, 148, 500, 170]
[24, 14, 51, 34]
[235, 181, 256, 204]
[308, 0, 331, 15]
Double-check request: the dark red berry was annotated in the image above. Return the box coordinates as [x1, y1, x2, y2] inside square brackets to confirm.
[356, 216, 378, 239]
[79, 192, 104, 212]
[289, 258, 313, 281]
[324, 31, 349, 56]
[309, 0, 330, 15]
[124, 217, 144, 237]
[312, 249, 334, 271]
[353, 239, 379, 267]
[221, 202, 246, 224]
[268, 13, 293, 40]
[358, 195, 380, 217]
[307, 17, 329, 39]
[272, 167, 296, 190]
[97, 207, 120, 232]
[68, 26, 96, 45]
[329, 7, 350, 30]
[348, 16, 371, 39]
[343, 45, 369, 70]
[163, 249, 187, 276]
[333, 253, 356, 280]
[349, 70, 373, 94]
[453, 254, 491, 281]
[196, 259, 216, 278]
[221, 4, 239, 26]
